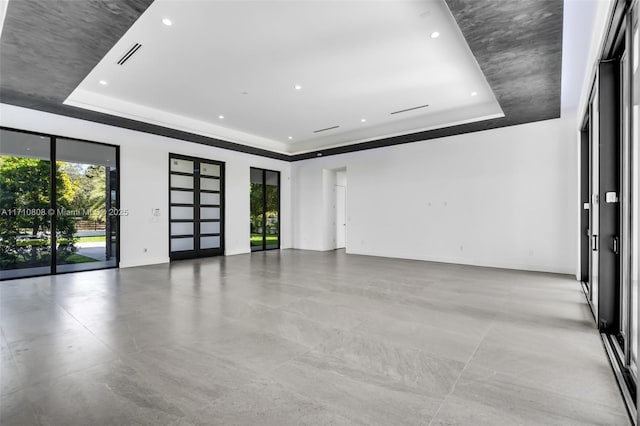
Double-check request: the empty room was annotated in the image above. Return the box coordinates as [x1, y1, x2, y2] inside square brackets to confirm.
[0, 0, 638, 424]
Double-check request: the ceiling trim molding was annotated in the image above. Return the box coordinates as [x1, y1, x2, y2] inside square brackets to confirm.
[0, 0, 564, 163]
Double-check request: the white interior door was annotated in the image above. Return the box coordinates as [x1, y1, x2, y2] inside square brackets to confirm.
[336, 185, 346, 249]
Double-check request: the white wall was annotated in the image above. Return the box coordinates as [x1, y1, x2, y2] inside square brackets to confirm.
[293, 117, 578, 275]
[0, 103, 579, 274]
[0, 104, 292, 268]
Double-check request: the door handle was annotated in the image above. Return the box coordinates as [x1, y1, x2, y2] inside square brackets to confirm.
[592, 235, 599, 251]
[613, 236, 619, 255]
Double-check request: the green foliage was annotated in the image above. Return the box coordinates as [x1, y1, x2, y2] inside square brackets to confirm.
[63, 163, 107, 222]
[0, 157, 77, 269]
[249, 183, 279, 235]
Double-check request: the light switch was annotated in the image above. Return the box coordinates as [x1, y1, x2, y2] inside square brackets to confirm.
[583, 203, 590, 210]
[153, 208, 161, 216]
[605, 192, 618, 203]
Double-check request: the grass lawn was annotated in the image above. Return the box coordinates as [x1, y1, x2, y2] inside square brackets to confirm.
[16, 235, 106, 247]
[76, 236, 106, 243]
[60, 254, 99, 264]
[250, 234, 279, 246]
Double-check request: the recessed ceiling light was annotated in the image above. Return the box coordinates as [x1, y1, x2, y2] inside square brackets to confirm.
[431, 31, 440, 39]
[288, 136, 293, 140]
[316, 153, 323, 157]
[361, 118, 367, 123]
[99, 80, 108, 85]
[162, 18, 172, 26]
[471, 91, 478, 96]
[218, 115, 224, 119]
[295, 85, 302, 90]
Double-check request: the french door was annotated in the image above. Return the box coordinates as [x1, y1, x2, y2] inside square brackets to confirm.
[169, 154, 224, 260]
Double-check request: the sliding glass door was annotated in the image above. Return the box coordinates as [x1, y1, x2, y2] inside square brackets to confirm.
[0, 128, 119, 280]
[250, 167, 280, 251]
[55, 138, 118, 273]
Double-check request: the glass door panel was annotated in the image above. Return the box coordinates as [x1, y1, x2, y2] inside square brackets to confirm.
[0, 130, 52, 279]
[265, 170, 280, 250]
[250, 167, 280, 251]
[55, 139, 118, 273]
[170, 155, 196, 257]
[250, 168, 265, 251]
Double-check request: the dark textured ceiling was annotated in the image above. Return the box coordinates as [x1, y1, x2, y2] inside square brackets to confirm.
[0, 0, 563, 161]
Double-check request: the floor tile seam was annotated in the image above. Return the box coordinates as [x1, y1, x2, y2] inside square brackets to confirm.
[427, 315, 498, 426]
[240, 298, 366, 334]
[480, 288, 615, 411]
[457, 364, 628, 413]
[0, 387, 22, 398]
[183, 346, 348, 424]
[320, 288, 504, 322]
[5, 355, 121, 400]
[446, 286, 628, 421]
[195, 311, 326, 349]
[53, 300, 138, 356]
[0, 327, 21, 373]
[272, 319, 471, 417]
[185, 374, 363, 426]
[1, 390, 44, 426]
[110, 350, 253, 421]
[454, 378, 632, 425]
[350, 310, 485, 342]
[346, 328, 477, 365]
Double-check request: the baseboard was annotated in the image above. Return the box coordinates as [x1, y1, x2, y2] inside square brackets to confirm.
[224, 248, 250, 256]
[345, 249, 574, 275]
[119, 257, 169, 268]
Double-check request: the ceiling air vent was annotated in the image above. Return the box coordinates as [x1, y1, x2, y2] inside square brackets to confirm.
[390, 104, 429, 115]
[116, 43, 142, 65]
[313, 125, 340, 133]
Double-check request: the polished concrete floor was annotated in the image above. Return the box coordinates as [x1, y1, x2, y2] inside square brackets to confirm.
[0, 250, 630, 425]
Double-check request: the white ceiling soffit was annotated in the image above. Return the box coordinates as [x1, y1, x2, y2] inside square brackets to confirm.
[64, 0, 504, 155]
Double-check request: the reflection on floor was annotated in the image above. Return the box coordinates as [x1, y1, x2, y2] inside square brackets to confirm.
[0, 250, 630, 425]
[55, 259, 116, 274]
[76, 242, 107, 261]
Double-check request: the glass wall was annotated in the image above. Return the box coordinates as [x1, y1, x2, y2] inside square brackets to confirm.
[0, 130, 52, 279]
[0, 129, 119, 280]
[250, 167, 280, 251]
